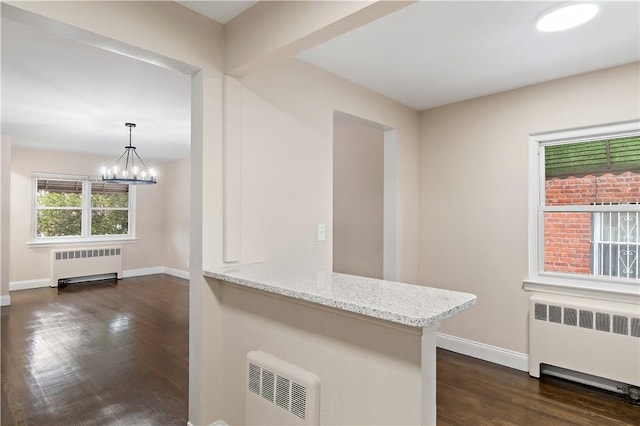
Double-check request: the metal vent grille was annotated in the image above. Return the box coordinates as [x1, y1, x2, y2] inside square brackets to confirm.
[276, 376, 290, 410]
[596, 313, 610, 332]
[631, 318, 640, 338]
[291, 382, 307, 420]
[535, 304, 639, 339]
[55, 247, 121, 260]
[248, 363, 261, 395]
[534, 303, 547, 320]
[579, 310, 593, 329]
[261, 369, 275, 402]
[563, 308, 577, 326]
[549, 305, 562, 323]
[613, 315, 629, 335]
[246, 357, 314, 422]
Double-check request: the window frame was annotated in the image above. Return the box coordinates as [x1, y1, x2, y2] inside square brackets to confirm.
[31, 173, 136, 245]
[525, 120, 640, 300]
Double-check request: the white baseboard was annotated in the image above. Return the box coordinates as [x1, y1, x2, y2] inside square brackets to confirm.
[164, 267, 190, 280]
[437, 332, 529, 372]
[10, 278, 50, 291]
[1, 294, 11, 306]
[9, 267, 188, 292]
[122, 267, 165, 278]
[187, 422, 228, 426]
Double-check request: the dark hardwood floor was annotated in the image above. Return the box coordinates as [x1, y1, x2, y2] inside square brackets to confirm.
[2, 274, 639, 425]
[437, 350, 639, 425]
[1, 274, 189, 425]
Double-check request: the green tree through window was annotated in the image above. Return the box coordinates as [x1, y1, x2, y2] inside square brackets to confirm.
[34, 177, 131, 240]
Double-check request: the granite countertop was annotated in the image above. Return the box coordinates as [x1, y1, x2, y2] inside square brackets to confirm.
[203, 263, 476, 328]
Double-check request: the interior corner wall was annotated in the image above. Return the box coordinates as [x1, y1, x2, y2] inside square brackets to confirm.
[8, 146, 165, 282]
[163, 157, 191, 273]
[418, 62, 640, 355]
[237, 58, 420, 282]
[333, 119, 384, 279]
[1, 136, 11, 303]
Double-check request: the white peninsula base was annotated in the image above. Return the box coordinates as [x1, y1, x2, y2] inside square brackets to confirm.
[203, 263, 476, 425]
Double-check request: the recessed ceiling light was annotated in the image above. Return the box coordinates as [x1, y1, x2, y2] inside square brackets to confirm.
[536, 3, 599, 32]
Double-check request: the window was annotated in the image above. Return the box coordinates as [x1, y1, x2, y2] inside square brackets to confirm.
[33, 174, 135, 242]
[528, 121, 640, 296]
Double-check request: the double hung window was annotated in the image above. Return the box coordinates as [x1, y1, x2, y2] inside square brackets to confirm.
[33, 174, 134, 242]
[528, 121, 640, 295]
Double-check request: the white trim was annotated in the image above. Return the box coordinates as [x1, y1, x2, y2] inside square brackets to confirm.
[523, 279, 640, 304]
[31, 173, 136, 243]
[187, 421, 228, 426]
[383, 128, 397, 281]
[10, 278, 49, 291]
[421, 326, 437, 426]
[436, 332, 529, 372]
[1, 294, 11, 306]
[164, 267, 190, 280]
[27, 238, 139, 248]
[8, 267, 187, 292]
[528, 120, 640, 293]
[122, 267, 164, 278]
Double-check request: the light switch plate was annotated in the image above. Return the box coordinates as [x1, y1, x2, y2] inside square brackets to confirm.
[317, 224, 326, 242]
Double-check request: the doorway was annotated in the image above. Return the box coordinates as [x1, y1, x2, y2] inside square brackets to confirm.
[333, 111, 396, 280]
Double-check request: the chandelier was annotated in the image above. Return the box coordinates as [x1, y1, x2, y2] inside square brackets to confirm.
[102, 123, 157, 185]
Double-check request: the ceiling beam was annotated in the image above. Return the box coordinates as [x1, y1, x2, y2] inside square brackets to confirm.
[224, 0, 415, 77]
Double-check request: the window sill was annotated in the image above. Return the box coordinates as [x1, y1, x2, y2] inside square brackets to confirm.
[27, 237, 139, 249]
[523, 277, 640, 304]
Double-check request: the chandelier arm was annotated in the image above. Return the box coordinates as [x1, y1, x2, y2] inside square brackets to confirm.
[131, 148, 150, 171]
[124, 148, 132, 173]
[112, 149, 128, 167]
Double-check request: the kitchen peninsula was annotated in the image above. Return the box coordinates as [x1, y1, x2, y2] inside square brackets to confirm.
[203, 263, 476, 425]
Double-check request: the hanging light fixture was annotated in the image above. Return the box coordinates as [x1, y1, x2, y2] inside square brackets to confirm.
[102, 123, 157, 185]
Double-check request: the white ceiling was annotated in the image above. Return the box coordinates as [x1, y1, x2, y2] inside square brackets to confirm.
[298, 1, 640, 110]
[1, 1, 639, 161]
[177, 1, 258, 24]
[1, 18, 191, 162]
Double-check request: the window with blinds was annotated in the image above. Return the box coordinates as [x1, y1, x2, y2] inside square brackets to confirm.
[33, 174, 133, 241]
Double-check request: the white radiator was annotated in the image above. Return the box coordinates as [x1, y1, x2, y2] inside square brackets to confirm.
[529, 294, 640, 387]
[50, 247, 122, 287]
[246, 351, 320, 425]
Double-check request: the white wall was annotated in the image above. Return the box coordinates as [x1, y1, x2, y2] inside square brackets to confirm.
[0, 136, 11, 305]
[8, 146, 165, 282]
[163, 157, 190, 273]
[210, 57, 420, 424]
[333, 118, 384, 279]
[237, 58, 420, 281]
[418, 63, 640, 356]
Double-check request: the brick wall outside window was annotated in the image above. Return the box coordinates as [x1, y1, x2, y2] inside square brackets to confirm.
[544, 171, 640, 274]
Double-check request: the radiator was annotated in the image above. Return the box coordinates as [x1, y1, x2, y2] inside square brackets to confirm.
[50, 247, 122, 287]
[246, 351, 320, 425]
[529, 294, 640, 387]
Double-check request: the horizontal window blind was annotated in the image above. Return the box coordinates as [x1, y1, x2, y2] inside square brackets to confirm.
[37, 179, 83, 193]
[91, 182, 129, 195]
[36, 180, 128, 195]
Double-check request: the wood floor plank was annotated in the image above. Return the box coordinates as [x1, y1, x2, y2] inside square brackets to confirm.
[2, 275, 189, 425]
[2, 274, 639, 425]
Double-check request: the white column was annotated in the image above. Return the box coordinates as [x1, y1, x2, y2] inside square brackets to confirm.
[223, 74, 242, 263]
[421, 325, 438, 425]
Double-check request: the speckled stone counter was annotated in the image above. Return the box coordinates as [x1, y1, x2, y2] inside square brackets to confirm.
[203, 262, 476, 328]
[204, 262, 477, 424]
